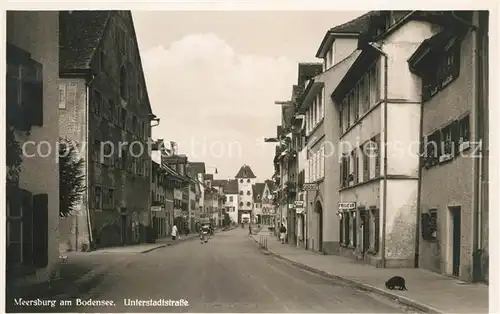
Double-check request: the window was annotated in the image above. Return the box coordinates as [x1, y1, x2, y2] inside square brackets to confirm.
[369, 208, 380, 254]
[120, 108, 127, 129]
[6, 197, 23, 264]
[95, 186, 102, 210]
[440, 124, 454, 161]
[109, 100, 116, 125]
[229, 196, 233, 202]
[362, 141, 371, 181]
[247, 191, 251, 195]
[247, 179, 251, 183]
[340, 154, 349, 188]
[422, 41, 461, 102]
[120, 65, 128, 101]
[240, 191, 243, 195]
[246, 202, 251, 207]
[353, 84, 359, 121]
[346, 92, 351, 128]
[93, 140, 101, 163]
[421, 209, 438, 241]
[108, 189, 116, 208]
[93, 90, 102, 116]
[424, 130, 441, 168]
[456, 115, 470, 152]
[58, 84, 66, 109]
[351, 149, 359, 184]
[121, 148, 127, 170]
[373, 135, 381, 177]
[240, 179, 243, 183]
[6, 44, 44, 131]
[239, 202, 243, 207]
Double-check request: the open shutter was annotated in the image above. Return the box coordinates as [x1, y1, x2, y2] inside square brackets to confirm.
[33, 194, 49, 268]
[451, 120, 460, 156]
[421, 213, 430, 241]
[23, 59, 44, 127]
[21, 189, 34, 266]
[374, 210, 380, 254]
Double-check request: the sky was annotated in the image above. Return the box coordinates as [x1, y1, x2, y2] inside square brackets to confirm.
[133, 11, 367, 181]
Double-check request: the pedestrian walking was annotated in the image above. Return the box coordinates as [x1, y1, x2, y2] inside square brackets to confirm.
[171, 224, 178, 241]
[279, 224, 287, 244]
[248, 223, 252, 235]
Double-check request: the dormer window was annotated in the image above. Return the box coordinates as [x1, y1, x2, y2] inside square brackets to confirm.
[240, 179, 243, 183]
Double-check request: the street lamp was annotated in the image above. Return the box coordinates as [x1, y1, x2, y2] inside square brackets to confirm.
[205, 165, 218, 174]
[275, 100, 295, 106]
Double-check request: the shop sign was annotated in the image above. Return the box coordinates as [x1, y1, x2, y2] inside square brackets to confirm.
[302, 183, 318, 191]
[338, 202, 356, 210]
[151, 206, 162, 212]
[294, 200, 304, 208]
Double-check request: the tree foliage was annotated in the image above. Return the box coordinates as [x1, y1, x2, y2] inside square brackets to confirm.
[59, 138, 86, 217]
[6, 125, 23, 188]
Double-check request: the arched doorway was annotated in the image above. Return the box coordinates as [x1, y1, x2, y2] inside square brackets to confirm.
[315, 201, 323, 252]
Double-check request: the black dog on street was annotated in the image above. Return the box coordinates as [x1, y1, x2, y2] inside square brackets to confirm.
[385, 276, 408, 291]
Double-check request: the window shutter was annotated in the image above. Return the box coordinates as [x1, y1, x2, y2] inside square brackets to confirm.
[452, 44, 461, 79]
[421, 213, 431, 241]
[24, 59, 44, 127]
[33, 193, 49, 268]
[21, 189, 34, 266]
[373, 210, 380, 253]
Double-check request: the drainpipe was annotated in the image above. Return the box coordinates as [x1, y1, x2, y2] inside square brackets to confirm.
[451, 11, 482, 281]
[414, 72, 424, 268]
[368, 42, 388, 268]
[84, 74, 95, 249]
[470, 12, 481, 281]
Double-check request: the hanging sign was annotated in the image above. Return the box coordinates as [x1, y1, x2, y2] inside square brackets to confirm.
[338, 202, 356, 210]
[302, 183, 318, 191]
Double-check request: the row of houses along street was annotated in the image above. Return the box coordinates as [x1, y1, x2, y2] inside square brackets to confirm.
[267, 10, 489, 283]
[5, 10, 275, 294]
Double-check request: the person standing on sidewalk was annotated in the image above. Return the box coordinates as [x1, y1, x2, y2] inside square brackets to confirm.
[248, 223, 252, 235]
[171, 224, 178, 241]
[279, 224, 287, 244]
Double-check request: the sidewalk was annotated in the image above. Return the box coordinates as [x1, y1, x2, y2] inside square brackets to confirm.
[250, 232, 488, 314]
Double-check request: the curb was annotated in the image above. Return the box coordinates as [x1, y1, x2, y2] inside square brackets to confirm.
[249, 236, 442, 314]
[140, 244, 167, 254]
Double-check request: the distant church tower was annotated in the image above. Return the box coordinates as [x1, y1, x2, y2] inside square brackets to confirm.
[235, 165, 257, 223]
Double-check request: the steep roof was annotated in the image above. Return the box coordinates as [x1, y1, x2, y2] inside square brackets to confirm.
[252, 183, 266, 202]
[235, 165, 257, 179]
[59, 10, 111, 71]
[59, 10, 153, 115]
[188, 162, 206, 175]
[211, 179, 226, 187]
[265, 179, 276, 191]
[223, 179, 239, 194]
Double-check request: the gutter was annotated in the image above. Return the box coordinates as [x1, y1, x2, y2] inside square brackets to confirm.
[368, 42, 388, 268]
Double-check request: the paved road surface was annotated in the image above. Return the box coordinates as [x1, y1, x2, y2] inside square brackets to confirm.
[31, 229, 408, 313]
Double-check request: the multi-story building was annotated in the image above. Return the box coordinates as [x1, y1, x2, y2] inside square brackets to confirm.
[162, 152, 190, 233]
[299, 20, 363, 253]
[275, 63, 322, 246]
[6, 11, 60, 287]
[331, 11, 443, 268]
[221, 179, 238, 223]
[252, 183, 266, 224]
[58, 11, 155, 249]
[408, 11, 489, 282]
[260, 180, 276, 226]
[235, 165, 257, 223]
[151, 161, 167, 239]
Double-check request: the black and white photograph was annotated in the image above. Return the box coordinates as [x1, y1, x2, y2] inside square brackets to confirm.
[3, 3, 496, 313]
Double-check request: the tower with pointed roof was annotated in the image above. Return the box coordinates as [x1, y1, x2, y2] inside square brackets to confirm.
[235, 165, 257, 223]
